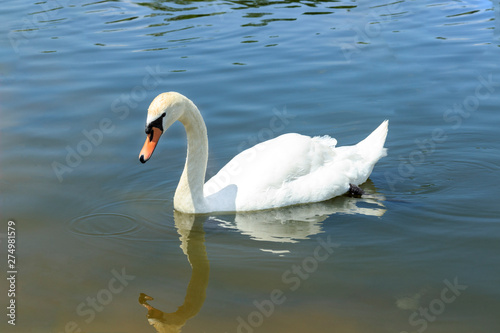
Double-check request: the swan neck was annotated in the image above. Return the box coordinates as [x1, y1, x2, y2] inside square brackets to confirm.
[174, 100, 208, 213]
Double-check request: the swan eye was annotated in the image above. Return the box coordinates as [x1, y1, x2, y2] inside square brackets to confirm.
[145, 113, 166, 135]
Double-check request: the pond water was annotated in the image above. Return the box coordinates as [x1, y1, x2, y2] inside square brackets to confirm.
[1, 0, 499, 332]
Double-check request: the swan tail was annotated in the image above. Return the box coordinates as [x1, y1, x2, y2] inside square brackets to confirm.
[356, 120, 389, 161]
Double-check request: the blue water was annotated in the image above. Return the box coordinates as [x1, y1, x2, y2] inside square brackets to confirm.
[1, 0, 500, 332]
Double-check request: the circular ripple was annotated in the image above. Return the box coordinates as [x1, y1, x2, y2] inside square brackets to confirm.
[69, 213, 141, 237]
[95, 198, 175, 232]
[67, 198, 177, 242]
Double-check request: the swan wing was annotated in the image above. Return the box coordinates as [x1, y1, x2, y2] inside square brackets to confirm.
[204, 133, 339, 211]
[204, 121, 388, 212]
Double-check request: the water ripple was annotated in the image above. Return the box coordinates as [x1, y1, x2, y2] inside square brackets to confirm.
[69, 213, 141, 237]
[67, 198, 176, 241]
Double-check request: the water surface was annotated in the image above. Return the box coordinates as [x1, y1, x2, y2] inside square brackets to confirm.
[1, 0, 500, 332]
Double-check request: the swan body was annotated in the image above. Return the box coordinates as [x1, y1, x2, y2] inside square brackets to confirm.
[139, 92, 388, 214]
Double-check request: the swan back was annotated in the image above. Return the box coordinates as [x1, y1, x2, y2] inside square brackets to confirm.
[204, 121, 388, 212]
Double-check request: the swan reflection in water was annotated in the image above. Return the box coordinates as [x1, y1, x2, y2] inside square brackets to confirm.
[138, 181, 385, 331]
[139, 212, 209, 333]
[212, 180, 386, 244]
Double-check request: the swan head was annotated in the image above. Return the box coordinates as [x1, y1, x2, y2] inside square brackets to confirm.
[139, 92, 187, 163]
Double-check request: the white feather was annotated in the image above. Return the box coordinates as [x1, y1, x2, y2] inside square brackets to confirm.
[141, 92, 388, 214]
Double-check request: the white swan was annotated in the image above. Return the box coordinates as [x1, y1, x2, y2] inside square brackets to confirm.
[139, 92, 388, 214]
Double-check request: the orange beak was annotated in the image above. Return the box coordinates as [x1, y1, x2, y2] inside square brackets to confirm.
[139, 127, 162, 163]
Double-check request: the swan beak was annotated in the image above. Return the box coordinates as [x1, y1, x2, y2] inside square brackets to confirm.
[139, 127, 162, 163]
